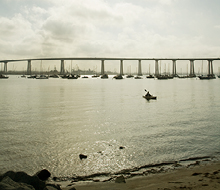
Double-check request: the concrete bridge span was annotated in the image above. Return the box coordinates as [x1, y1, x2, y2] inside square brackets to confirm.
[1, 57, 220, 76]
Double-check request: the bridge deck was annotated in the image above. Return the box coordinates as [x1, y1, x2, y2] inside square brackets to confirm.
[1, 57, 220, 62]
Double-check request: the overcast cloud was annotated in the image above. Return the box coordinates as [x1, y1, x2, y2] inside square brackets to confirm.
[0, 0, 220, 66]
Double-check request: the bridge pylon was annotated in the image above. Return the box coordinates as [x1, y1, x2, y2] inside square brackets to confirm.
[4, 62, 7, 73]
[172, 60, 177, 77]
[101, 60, 105, 75]
[27, 60, 31, 75]
[60, 60, 65, 75]
[155, 60, 159, 76]
[208, 60, 214, 76]
[138, 60, 142, 76]
[120, 60, 123, 75]
[189, 60, 196, 77]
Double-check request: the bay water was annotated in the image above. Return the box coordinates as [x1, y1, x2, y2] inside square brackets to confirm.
[1, 75, 220, 177]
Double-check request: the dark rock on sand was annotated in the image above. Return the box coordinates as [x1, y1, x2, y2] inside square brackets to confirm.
[35, 169, 51, 181]
[44, 183, 62, 190]
[115, 175, 126, 183]
[0, 170, 61, 190]
[0, 176, 34, 190]
[67, 187, 76, 190]
[79, 154, 87, 159]
[0, 171, 45, 190]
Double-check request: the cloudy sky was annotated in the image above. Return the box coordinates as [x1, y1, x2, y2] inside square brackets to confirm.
[0, 0, 220, 72]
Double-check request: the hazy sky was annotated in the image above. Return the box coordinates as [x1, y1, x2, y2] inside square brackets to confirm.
[0, 0, 220, 73]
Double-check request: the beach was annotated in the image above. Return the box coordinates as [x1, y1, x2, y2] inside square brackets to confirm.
[68, 161, 220, 190]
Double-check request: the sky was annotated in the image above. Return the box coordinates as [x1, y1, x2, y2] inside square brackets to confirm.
[0, 0, 220, 73]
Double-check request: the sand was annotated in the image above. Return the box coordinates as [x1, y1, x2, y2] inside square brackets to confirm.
[67, 161, 220, 190]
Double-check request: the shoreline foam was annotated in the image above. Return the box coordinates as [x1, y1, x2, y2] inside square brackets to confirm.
[1, 157, 219, 190]
[66, 160, 220, 190]
[52, 156, 219, 189]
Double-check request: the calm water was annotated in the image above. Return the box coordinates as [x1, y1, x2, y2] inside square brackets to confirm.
[0, 75, 220, 177]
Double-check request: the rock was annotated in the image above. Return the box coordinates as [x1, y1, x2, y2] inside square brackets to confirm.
[68, 187, 76, 190]
[115, 175, 126, 183]
[0, 176, 35, 190]
[44, 186, 58, 190]
[130, 171, 143, 176]
[0, 171, 45, 190]
[0, 170, 62, 190]
[44, 183, 62, 190]
[35, 169, 51, 181]
[192, 172, 202, 176]
[79, 154, 87, 160]
[61, 186, 76, 190]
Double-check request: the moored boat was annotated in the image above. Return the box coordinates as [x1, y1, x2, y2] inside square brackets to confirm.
[0, 74, 9, 79]
[27, 75, 37, 79]
[81, 76, 89, 78]
[156, 75, 168, 80]
[49, 74, 59, 78]
[134, 76, 142, 79]
[126, 74, 134, 78]
[146, 75, 154, 79]
[101, 74, 108, 79]
[178, 75, 188, 79]
[113, 75, 123, 79]
[198, 74, 216, 80]
[36, 75, 49, 79]
[68, 74, 78, 79]
[92, 74, 100, 78]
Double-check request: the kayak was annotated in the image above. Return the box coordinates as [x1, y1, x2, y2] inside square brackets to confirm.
[143, 95, 157, 100]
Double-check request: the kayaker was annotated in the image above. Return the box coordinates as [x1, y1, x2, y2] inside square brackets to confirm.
[145, 89, 151, 96]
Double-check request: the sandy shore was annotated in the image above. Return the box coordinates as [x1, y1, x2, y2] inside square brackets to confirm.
[66, 161, 220, 190]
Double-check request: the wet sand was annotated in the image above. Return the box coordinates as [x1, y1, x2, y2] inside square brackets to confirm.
[66, 161, 220, 190]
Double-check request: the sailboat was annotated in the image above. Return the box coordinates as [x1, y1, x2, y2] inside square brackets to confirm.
[126, 65, 134, 78]
[218, 67, 220, 78]
[92, 65, 100, 77]
[134, 66, 142, 79]
[156, 61, 168, 79]
[198, 75, 216, 79]
[101, 73, 108, 79]
[178, 68, 186, 78]
[198, 60, 216, 79]
[146, 64, 154, 78]
[113, 74, 123, 79]
[36, 60, 49, 79]
[36, 75, 49, 79]
[0, 74, 9, 79]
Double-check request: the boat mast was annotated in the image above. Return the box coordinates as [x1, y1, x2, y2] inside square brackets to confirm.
[186, 64, 188, 76]
[40, 60, 42, 74]
[71, 60, 72, 74]
[160, 60, 161, 75]
[201, 60, 203, 75]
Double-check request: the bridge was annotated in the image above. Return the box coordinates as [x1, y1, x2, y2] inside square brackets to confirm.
[1, 57, 220, 76]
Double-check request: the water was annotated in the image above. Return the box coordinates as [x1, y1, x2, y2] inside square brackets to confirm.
[1, 75, 220, 177]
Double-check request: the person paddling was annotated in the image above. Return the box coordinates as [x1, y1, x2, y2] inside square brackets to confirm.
[144, 89, 151, 97]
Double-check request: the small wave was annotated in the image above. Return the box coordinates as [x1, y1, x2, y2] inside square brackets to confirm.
[52, 155, 214, 183]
